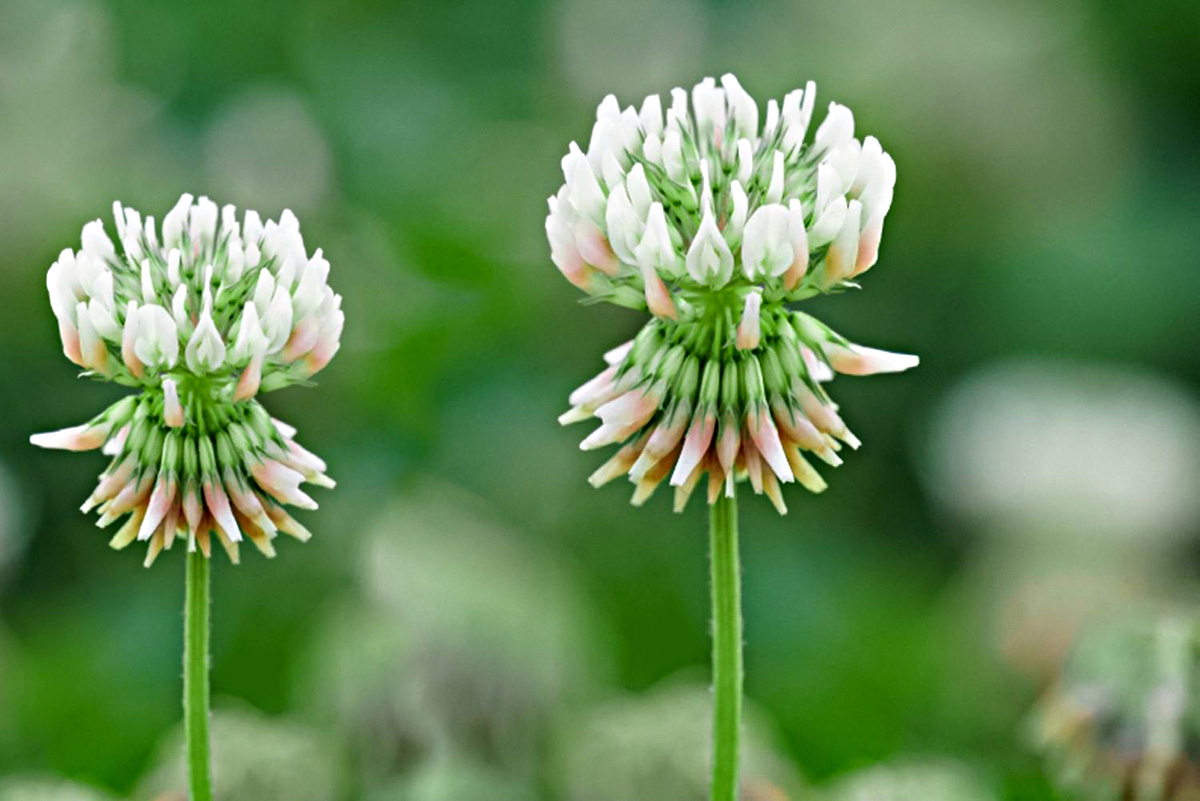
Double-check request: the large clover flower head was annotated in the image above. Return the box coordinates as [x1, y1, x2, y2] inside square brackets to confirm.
[31, 195, 344, 565]
[548, 75, 918, 513]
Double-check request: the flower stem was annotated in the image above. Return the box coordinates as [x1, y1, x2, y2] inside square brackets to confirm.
[184, 549, 213, 801]
[709, 492, 743, 801]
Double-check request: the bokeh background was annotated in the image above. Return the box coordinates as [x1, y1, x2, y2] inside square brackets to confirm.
[1, 0, 1198, 798]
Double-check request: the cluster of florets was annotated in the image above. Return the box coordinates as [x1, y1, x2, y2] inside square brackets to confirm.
[546, 74, 895, 315]
[561, 310, 915, 513]
[31, 196, 342, 564]
[548, 76, 916, 512]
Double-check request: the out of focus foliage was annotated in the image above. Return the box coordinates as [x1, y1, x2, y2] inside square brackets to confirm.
[0, 0, 1197, 799]
[1032, 613, 1200, 801]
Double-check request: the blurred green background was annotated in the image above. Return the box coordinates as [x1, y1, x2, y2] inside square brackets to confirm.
[1, 0, 1198, 799]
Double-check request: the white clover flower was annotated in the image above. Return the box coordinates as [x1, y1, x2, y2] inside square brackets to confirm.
[548, 76, 917, 513]
[31, 195, 344, 565]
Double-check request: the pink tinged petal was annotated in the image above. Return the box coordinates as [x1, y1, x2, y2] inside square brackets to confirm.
[801, 346, 834, 382]
[30, 421, 111, 451]
[580, 421, 636, 451]
[824, 343, 919, 376]
[120, 302, 144, 378]
[791, 380, 843, 435]
[715, 412, 741, 476]
[250, 459, 318, 510]
[551, 241, 596, 291]
[83, 456, 136, 511]
[770, 397, 829, 453]
[272, 417, 298, 438]
[282, 317, 320, 363]
[99, 472, 153, 524]
[271, 443, 334, 488]
[852, 212, 883, 277]
[163, 379, 185, 427]
[183, 483, 203, 534]
[588, 432, 651, 488]
[225, 470, 278, 535]
[748, 409, 795, 483]
[641, 263, 677, 320]
[102, 424, 130, 457]
[603, 340, 634, 366]
[596, 389, 658, 430]
[303, 308, 343, 377]
[162, 500, 182, 550]
[670, 411, 716, 486]
[791, 380, 859, 448]
[736, 292, 762, 351]
[76, 302, 110, 374]
[59, 319, 85, 367]
[203, 481, 243, 542]
[286, 440, 327, 476]
[823, 200, 861, 286]
[185, 307, 227, 373]
[575, 224, 620, 277]
[629, 404, 689, 481]
[563, 365, 640, 424]
[783, 199, 810, 291]
[138, 474, 178, 541]
[629, 441, 680, 507]
[547, 207, 595, 292]
[741, 430, 764, 493]
[568, 365, 617, 409]
[234, 351, 265, 401]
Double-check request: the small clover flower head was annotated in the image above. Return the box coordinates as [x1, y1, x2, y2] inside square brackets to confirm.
[1033, 613, 1200, 801]
[31, 195, 343, 565]
[548, 76, 917, 513]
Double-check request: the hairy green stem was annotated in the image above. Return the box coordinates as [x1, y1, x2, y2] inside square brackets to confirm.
[185, 549, 213, 801]
[710, 493, 743, 801]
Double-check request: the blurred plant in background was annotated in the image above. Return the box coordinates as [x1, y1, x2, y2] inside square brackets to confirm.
[1032, 612, 1200, 801]
[823, 758, 998, 801]
[562, 678, 802, 801]
[137, 706, 339, 801]
[299, 478, 603, 798]
[927, 359, 1200, 682]
[0, 777, 116, 801]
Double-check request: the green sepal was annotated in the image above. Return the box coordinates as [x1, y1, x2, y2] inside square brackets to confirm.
[160, 431, 182, 475]
[719, 358, 741, 412]
[197, 435, 217, 478]
[742, 355, 766, 404]
[182, 435, 199, 480]
[698, 358, 722, 409]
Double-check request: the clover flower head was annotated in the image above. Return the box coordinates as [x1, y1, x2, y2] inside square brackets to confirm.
[31, 195, 344, 565]
[1034, 613, 1200, 800]
[548, 76, 917, 512]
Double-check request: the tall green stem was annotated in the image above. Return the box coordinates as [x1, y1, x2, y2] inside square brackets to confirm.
[184, 549, 213, 801]
[709, 493, 743, 801]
